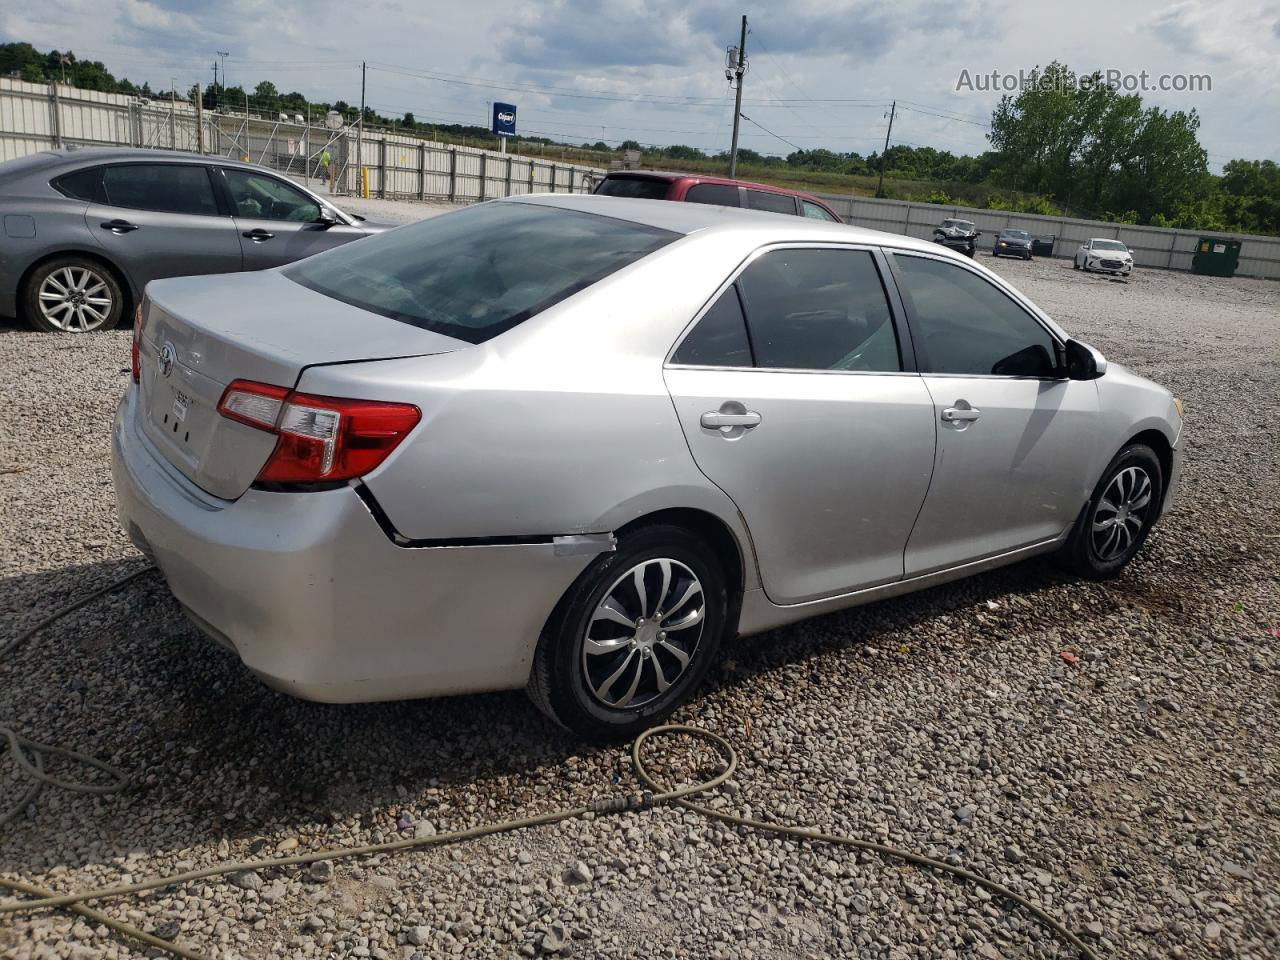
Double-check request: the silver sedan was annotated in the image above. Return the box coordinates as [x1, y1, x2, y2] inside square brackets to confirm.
[113, 194, 1184, 740]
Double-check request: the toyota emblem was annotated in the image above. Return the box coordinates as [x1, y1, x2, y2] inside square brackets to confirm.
[159, 342, 177, 378]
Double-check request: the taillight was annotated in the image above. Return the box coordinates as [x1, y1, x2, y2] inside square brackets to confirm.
[131, 302, 145, 383]
[216, 379, 421, 486]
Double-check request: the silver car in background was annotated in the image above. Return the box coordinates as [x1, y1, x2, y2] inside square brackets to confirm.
[113, 195, 1183, 740]
[0, 148, 387, 332]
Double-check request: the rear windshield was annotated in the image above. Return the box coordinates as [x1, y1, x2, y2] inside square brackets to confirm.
[284, 202, 677, 344]
[593, 176, 672, 200]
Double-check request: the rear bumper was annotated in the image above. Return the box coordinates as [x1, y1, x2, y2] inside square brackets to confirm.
[111, 388, 594, 702]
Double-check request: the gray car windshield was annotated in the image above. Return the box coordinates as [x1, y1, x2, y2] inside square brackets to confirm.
[1092, 239, 1128, 251]
[284, 202, 678, 344]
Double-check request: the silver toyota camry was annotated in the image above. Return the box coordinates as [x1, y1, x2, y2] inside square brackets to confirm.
[113, 194, 1184, 740]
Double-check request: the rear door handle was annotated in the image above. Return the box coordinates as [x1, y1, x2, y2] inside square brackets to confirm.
[242, 229, 275, 241]
[941, 406, 981, 423]
[701, 411, 762, 428]
[100, 219, 138, 234]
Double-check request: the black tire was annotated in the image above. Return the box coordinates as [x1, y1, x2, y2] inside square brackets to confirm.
[22, 256, 126, 333]
[527, 524, 728, 742]
[1059, 444, 1163, 580]
[1073, 259, 1080, 270]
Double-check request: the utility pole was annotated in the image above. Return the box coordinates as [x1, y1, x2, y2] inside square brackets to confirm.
[195, 83, 204, 153]
[727, 15, 748, 179]
[357, 60, 366, 197]
[217, 51, 229, 97]
[211, 61, 218, 109]
[170, 79, 177, 149]
[875, 100, 896, 199]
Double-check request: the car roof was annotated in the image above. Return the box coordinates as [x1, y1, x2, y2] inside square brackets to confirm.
[504, 193, 949, 255]
[0, 147, 284, 176]
[600, 169, 830, 203]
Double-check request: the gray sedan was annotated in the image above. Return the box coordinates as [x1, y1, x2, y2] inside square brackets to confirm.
[112, 195, 1184, 741]
[0, 148, 388, 332]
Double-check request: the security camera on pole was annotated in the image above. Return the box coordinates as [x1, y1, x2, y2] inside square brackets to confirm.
[726, 15, 748, 179]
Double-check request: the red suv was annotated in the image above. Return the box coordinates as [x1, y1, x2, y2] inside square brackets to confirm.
[592, 171, 842, 222]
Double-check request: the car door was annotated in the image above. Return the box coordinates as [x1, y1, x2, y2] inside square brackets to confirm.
[218, 167, 366, 270]
[743, 188, 800, 216]
[664, 245, 937, 605]
[85, 162, 242, 291]
[887, 251, 1101, 577]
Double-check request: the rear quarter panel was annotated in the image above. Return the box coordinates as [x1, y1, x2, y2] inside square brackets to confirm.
[295, 231, 762, 586]
[0, 195, 97, 315]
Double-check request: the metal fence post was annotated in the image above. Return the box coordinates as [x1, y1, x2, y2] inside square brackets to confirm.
[378, 138, 387, 199]
[480, 152, 487, 201]
[529, 160, 535, 194]
[550, 163, 557, 193]
[448, 147, 457, 202]
[49, 83, 62, 148]
[506, 155, 513, 197]
[418, 142, 426, 201]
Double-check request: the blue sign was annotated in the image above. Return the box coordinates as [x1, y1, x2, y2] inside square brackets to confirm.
[492, 102, 517, 137]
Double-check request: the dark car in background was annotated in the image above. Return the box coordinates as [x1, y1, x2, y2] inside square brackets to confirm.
[0, 148, 390, 332]
[992, 228, 1033, 260]
[932, 218, 980, 258]
[592, 171, 843, 222]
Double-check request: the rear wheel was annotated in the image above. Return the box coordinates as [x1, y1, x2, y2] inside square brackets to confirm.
[1059, 444, 1162, 579]
[528, 525, 727, 742]
[23, 257, 125, 333]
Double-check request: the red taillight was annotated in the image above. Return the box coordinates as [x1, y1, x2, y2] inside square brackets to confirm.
[131, 302, 145, 383]
[216, 379, 421, 486]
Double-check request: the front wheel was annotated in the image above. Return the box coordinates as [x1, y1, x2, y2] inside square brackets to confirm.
[1059, 444, 1163, 580]
[527, 525, 727, 742]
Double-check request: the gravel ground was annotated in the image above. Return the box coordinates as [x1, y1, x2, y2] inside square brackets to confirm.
[1, 245, 1277, 960]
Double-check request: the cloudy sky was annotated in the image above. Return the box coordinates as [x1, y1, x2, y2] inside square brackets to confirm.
[4, 0, 1277, 170]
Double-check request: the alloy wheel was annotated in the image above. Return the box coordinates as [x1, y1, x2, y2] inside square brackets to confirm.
[37, 266, 114, 332]
[1091, 466, 1154, 561]
[582, 558, 705, 709]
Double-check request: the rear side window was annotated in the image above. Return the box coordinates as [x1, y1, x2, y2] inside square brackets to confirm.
[594, 177, 672, 200]
[737, 249, 900, 372]
[103, 164, 219, 216]
[671, 287, 752, 367]
[801, 201, 838, 222]
[52, 166, 106, 203]
[285, 202, 677, 344]
[744, 190, 797, 216]
[685, 183, 740, 207]
[892, 254, 1058, 377]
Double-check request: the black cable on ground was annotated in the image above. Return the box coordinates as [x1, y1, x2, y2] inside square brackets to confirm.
[0, 568, 1098, 960]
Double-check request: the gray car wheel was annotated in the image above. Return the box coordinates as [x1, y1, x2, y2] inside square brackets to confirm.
[1059, 444, 1163, 580]
[24, 257, 125, 333]
[528, 524, 727, 742]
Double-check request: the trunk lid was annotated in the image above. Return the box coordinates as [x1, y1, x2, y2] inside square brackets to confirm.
[137, 269, 462, 500]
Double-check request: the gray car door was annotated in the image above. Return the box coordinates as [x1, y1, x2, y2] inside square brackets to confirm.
[888, 251, 1101, 577]
[219, 167, 366, 270]
[664, 245, 936, 605]
[85, 163, 242, 293]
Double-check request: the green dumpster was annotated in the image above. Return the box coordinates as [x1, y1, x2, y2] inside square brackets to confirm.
[1191, 237, 1242, 278]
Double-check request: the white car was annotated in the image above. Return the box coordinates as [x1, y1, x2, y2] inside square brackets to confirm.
[1075, 238, 1134, 276]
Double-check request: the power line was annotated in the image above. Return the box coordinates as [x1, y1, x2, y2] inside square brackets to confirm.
[738, 113, 802, 152]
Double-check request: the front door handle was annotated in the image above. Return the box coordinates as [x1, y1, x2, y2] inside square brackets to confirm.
[701, 410, 762, 429]
[941, 405, 981, 423]
[242, 229, 275, 241]
[100, 219, 138, 234]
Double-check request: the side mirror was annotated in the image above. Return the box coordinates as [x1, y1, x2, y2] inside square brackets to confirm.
[314, 211, 339, 228]
[1064, 339, 1107, 380]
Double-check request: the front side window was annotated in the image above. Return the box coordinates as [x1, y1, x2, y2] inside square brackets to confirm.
[893, 254, 1059, 377]
[285, 202, 677, 344]
[744, 190, 798, 216]
[801, 201, 838, 221]
[685, 183, 740, 207]
[223, 169, 321, 222]
[102, 164, 218, 216]
[736, 248, 900, 372]
[671, 287, 752, 367]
